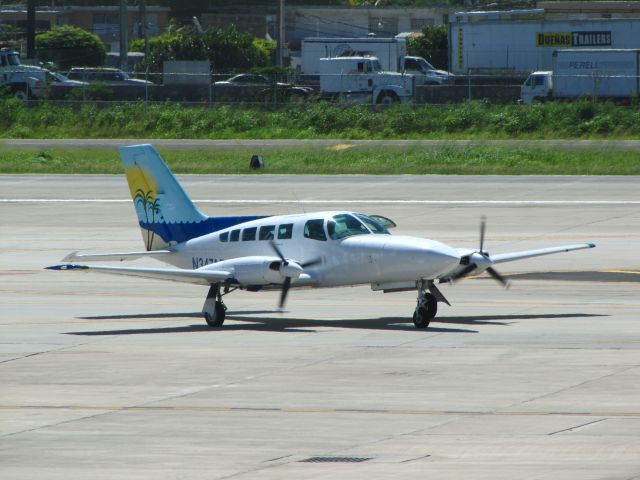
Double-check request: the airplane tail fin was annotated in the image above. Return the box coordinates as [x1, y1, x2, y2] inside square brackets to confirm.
[119, 144, 263, 250]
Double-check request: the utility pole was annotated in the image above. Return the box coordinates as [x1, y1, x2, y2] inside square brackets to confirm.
[138, 0, 149, 58]
[119, 0, 128, 72]
[26, 0, 36, 59]
[277, 0, 285, 67]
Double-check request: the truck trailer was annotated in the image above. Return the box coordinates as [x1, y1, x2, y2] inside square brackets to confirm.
[449, 9, 640, 75]
[521, 49, 640, 103]
[302, 36, 453, 85]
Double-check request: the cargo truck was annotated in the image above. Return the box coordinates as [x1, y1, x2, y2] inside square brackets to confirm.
[521, 49, 640, 104]
[0, 48, 47, 99]
[302, 36, 453, 85]
[319, 56, 415, 104]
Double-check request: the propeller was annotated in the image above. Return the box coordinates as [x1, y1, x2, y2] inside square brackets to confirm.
[445, 217, 510, 288]
[270, 240, 321, 309]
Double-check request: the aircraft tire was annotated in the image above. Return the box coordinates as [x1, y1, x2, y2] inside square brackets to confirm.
[204, 301, 226, 327]
[413, 294, 437, 329]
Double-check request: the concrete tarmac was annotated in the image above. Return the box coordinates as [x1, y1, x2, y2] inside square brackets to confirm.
[1, 174, 639, 479]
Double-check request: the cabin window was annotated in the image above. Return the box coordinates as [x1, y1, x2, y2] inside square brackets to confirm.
[327, 214, 370, 240]
[304, 219, 327, 241]
[230, 229, 240, 242]
[242, 227, 257, 241]
[220, 232, 229, 242]
[357, 61, 365, 73]
[277, 223, 293, 239]
[259, 225, 275, 240]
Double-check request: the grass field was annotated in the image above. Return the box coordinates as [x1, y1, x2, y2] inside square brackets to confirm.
[1, 146, 636, 175]
[2, 99, 640, 140]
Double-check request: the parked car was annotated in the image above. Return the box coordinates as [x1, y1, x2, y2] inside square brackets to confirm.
[213, 73, 312, 102]
[66, 67, 153, 85]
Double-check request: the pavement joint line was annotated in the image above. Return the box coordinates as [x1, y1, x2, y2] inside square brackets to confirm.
[0, 405, 639, 416]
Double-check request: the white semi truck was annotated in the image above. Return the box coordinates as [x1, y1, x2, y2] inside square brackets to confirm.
[302, 36, 453, 85]
[521, 49, 640, 104]
[0, 49, 48, 99]
[319, 56, 415, 104]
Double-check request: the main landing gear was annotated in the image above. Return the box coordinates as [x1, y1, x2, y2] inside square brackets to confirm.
[203, 284, 227, 327]
[413, 281, 449, 329]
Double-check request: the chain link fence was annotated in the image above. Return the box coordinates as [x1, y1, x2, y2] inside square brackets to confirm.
[13, 70, 639, 106]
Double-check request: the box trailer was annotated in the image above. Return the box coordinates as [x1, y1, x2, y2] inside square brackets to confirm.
[449, 9, 640, 75]
[521, 49, 640, 103]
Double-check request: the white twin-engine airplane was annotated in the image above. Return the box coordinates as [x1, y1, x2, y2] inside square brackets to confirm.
[47, 144, 595, 329]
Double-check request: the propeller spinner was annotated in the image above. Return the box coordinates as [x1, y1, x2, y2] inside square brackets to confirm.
[269, 240, 321, 309]
[446, 217, 510, 288]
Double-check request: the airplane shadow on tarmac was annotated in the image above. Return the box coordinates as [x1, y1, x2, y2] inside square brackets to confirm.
[68, 312, 606, 336]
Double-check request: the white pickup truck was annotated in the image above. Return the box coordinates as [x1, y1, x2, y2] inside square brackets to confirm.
[319, 56, 415, 104]
[0, 49, 48, 99]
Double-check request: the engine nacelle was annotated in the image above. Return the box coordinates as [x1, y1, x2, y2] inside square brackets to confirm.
[205, 256, 295, 286]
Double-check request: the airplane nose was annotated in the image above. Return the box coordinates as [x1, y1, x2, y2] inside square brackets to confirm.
[382, 238, 460, 279]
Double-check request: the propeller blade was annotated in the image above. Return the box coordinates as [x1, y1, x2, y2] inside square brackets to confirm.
[300, 258, 322, 268]
[279, 276, 291, 309]
[486, 267, 510, 288]
[449, 263, 477, 281]
[479, 216, 487, 255]
[269, 240, 286, 263]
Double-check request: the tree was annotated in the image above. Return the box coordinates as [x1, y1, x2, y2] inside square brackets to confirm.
[407, 25, 449, 70]
[36, 25, 106, 70]
[130, 23, 275, 73]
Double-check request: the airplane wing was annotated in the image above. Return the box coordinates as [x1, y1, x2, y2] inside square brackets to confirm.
[490, 243, 595, 264]
[45, 263, 317, 288]
[46, 264, 230, 286]
[62, 250, 173, 262]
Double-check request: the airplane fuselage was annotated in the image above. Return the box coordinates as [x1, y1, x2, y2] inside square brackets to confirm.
[166, 211, 461, 289]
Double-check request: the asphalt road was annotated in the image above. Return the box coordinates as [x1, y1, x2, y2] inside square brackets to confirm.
[1, 174, 639, 479]
[4, 138, 640, 151]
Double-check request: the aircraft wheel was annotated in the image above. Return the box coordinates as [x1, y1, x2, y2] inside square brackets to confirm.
[204, 301, 226, 327]
[413, 293, 437, 329]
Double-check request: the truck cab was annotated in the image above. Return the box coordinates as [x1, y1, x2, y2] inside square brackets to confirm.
[401, 56, 454, 85]
[521, 71, 552, 104]
[318, 56, 415, 104]
[0, 49, 48, 100]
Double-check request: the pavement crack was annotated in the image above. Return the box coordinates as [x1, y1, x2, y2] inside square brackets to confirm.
[503, 364, 639, 411]
[548, 418, 607, 435]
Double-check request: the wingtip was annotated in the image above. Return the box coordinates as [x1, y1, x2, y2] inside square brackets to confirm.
[588, 243, 596, 248]
[45, 264, 88, 271]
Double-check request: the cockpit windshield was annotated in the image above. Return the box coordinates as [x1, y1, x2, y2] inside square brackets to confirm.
[327, 214, 370, 240]
[355, 214, 389, 234]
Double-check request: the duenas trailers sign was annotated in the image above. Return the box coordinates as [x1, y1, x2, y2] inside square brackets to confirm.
[536, 31, 612, 47]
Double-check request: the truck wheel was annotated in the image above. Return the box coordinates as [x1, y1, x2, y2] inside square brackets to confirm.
[377, 92, 399, 105]
[14, 89, 29, 101]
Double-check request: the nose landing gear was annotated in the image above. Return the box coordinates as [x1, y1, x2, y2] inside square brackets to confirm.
[413, 281, 449, 329]
[413, 290, 437, 329]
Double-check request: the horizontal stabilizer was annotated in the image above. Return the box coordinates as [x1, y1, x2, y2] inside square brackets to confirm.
[62, 250, 173, 263]
[491, 243, 595, 264]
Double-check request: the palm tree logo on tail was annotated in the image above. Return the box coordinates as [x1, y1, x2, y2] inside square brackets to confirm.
[134, 188, 161, 250]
